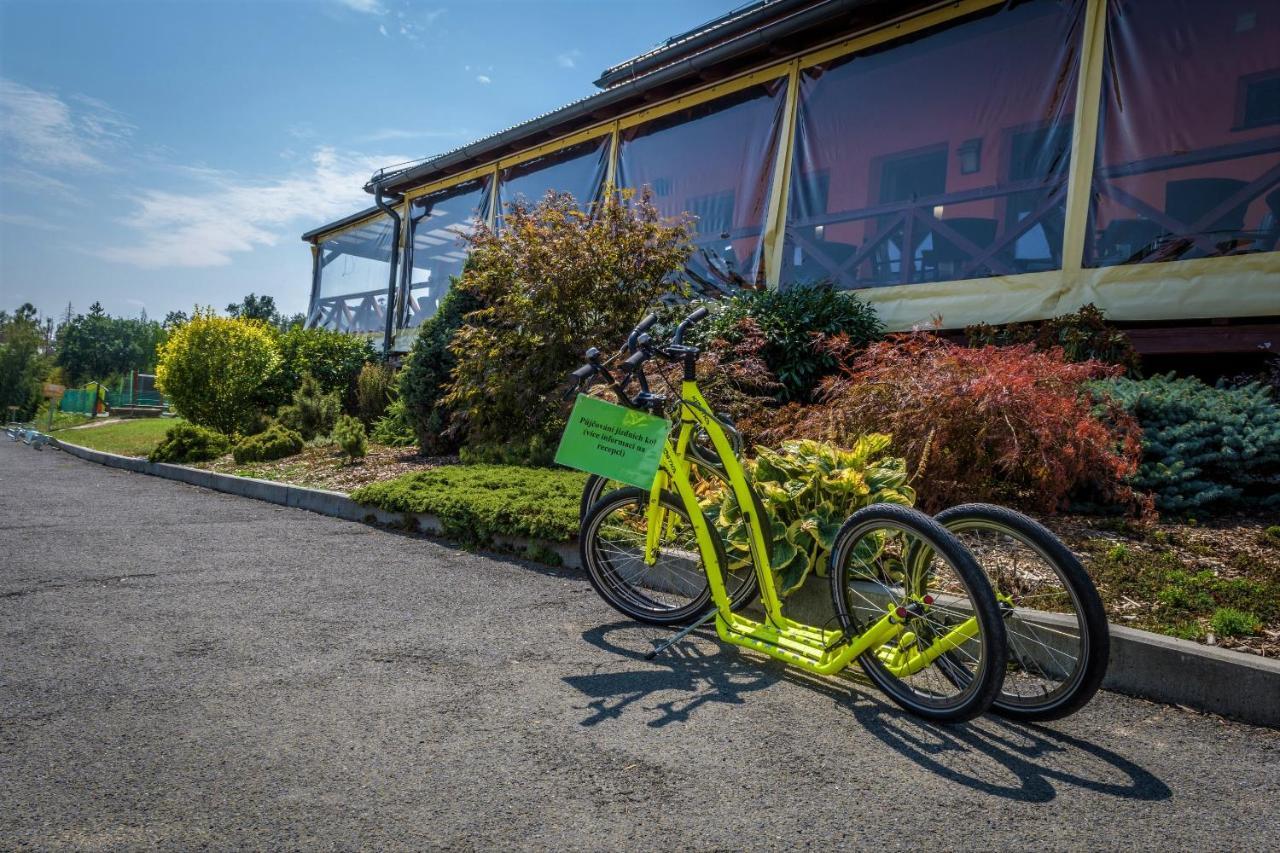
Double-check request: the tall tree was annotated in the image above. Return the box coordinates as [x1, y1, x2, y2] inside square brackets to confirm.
[226, 293, 281, 325]
[55, 306, 166, 385]
[0, 303, 48, 420]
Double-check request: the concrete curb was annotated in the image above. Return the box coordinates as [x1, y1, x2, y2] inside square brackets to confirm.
[52, 438, 561, 561]
[48, 438, 1280, 728]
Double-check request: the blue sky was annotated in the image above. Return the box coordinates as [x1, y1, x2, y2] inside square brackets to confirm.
[0, 0, 733, 322]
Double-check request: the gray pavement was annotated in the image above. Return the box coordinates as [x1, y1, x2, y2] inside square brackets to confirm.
[2, 443, 1278, 851]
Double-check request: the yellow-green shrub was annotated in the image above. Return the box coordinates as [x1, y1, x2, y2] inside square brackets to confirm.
[155, 309, 280, 435]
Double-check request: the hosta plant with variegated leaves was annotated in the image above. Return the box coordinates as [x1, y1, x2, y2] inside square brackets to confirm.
[710, 436, 915, 597]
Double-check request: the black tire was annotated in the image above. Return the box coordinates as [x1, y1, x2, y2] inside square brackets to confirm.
[829, 504, 1007, 723]
[580, 467, 763, 612]
[934, 503, 1110, 721]
[580, 487, 735, 626]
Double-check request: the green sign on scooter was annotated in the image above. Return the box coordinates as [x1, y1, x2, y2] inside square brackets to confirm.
[554, 394, 668, 488]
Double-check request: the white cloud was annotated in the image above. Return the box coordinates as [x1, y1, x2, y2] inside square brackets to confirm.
[0, 78, 134, 170]
[0, 212, 63, 231]
[336, 0, 384, 14]
[557, 50, 581, 69]
[475, 75, 492, 84]
[378, 23, 388, 37]
[0, 165, 79, 201]
[95, 147, 406, 269]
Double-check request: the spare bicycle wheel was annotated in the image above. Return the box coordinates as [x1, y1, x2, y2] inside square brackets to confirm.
[934, 503, 1110, 721]
[829, 504, 1007, 723]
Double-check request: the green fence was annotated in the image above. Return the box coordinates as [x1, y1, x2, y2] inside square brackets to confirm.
[60, 389, 100, 415]
[105, 390, 165, 408]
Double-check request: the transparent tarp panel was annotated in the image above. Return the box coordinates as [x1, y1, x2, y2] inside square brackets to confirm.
[781, 0, 1083, 289]
[617, 79, 789, 292]
[403, 176, 492, 328]
[1085, 0, 1280, 267]
[498, 135, 610, 218]
[310, 214, 395, 334]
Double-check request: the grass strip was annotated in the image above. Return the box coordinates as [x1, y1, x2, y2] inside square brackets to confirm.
[57, 418, 182, 457]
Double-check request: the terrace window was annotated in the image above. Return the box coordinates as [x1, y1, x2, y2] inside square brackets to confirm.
[1085, 0, 1280, 266]
[617, 79, 790, 292]
[402, 176, 492, 328]
[497, 135, 610, 220]
[780, 0, 1084, 289]
[309, 214, 396, 335]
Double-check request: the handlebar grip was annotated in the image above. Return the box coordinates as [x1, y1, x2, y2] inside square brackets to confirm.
[623, 349, 649, 371]
[626, 314, 657, 351]
[571, 363, 597, 380]
[686, 306, 709, 324]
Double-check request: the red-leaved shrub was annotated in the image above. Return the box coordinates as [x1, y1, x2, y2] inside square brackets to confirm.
[762, 333, 1148, 515]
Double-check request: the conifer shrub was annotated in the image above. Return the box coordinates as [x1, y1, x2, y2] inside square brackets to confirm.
[1092, 373, 1280, 513]
[232, 423, 304, 464]
[371, 368, 416, 448]
[351, 464, 586, 546]
[148, 422, 231, 464]
[400, 286, 482, 454]
[763, 334, 1146, 514]
[332, 414, 368, 462]
[277, 373, 340, 440]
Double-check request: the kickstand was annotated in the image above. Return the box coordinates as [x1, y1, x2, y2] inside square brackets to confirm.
[645, 608, 718, 660]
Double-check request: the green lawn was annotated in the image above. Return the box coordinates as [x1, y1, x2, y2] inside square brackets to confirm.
[58, 418, 182, 457]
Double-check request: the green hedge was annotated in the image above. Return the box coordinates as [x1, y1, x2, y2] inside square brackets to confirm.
[148, 422, 230, 464]
[351, 464, 586, 546]
[232, 424, 304, 464]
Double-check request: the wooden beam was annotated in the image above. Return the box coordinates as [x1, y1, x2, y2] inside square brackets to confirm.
[1123, 323, 1280, 356]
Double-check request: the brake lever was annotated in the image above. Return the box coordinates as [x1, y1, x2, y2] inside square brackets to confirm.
[561, 378, 584, 401]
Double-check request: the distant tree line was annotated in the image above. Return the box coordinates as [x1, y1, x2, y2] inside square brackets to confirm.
[0, 294, 306, 421]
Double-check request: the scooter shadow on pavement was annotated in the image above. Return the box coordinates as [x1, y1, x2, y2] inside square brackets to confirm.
[566, 621, 1171, 805]
[564, 622, 783, 728]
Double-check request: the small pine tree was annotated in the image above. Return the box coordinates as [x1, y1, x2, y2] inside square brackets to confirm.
[332, 414, 367, 462]
[277, 373, 339, 440]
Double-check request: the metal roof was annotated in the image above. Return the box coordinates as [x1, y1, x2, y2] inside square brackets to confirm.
[305, 0, 908, 240]
[300, 205, 384, 242]
[594, 0, 818, 89]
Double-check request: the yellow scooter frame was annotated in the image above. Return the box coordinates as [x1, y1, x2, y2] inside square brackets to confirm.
[644, 381, 981, 678]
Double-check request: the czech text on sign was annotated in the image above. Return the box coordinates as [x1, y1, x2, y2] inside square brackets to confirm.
[42, 383, 65, 398]
[555, 394, 668, 488]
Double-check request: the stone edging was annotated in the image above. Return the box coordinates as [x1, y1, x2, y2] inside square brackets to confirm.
[48, 438, 1280, 728]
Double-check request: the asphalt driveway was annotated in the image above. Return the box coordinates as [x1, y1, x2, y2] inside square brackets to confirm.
[2, 443, 1278, 850]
